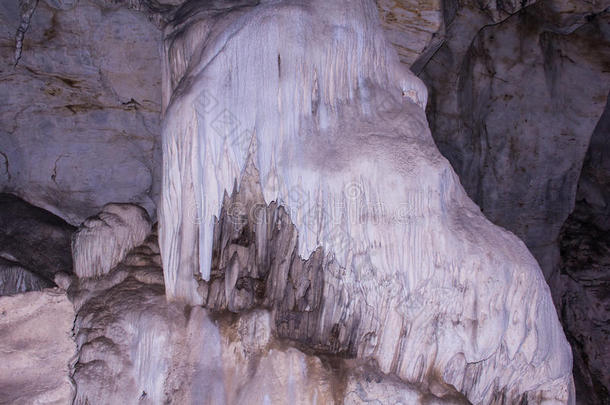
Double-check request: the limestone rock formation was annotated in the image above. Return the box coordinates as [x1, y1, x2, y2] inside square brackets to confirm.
[416, 0, 609, 401]
[376, 0, 442, 66]
[70, 223, 466, 404]
[72, 203, 152, 278]
[159, 0, 574, 403]
[553, 98, 610, 404]
[3, 0, 607, 403]
[0, 288, 76, 404]
[71, 227, 175, 404]
[419, 0, 610, 277]
[0, 0, 162, 224]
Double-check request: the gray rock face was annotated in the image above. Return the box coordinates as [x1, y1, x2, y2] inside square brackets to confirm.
[558, 212, 610, 405]
[416, 1, 609, 402]
[0, 193, 75, 294]
[554, 97, 610, 404]
[0, 288, 76, 404]
[419, 1, 610, 277]
[0, 0, 163, 224]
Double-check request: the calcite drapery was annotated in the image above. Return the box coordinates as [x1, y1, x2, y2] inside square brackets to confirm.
[159, 0, 573, 403]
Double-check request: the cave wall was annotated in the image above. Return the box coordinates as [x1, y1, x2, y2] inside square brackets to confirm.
[556, 96, 610, 405]
[416, 0, 610, 402]
[418, 0, 609, 277]
[0, 0, 608, 403]
[0, 0, 163, 224]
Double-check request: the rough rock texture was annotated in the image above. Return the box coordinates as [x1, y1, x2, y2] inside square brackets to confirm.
[416, 0, 609, 402]
[70, 225, 462, 404]
[0, 0, 163, 224]
[72, 203, 152, 278]
[13, 0, 39, 65]
[0, 288, 76, 404]
[557, 212, 610, 405]
[70, 228, 176, 404]
[376, 0, 442, 66]
[3, 0, 607, 403]
[418, 0, 610, 277]
[159, 1, 573, 403]
[0, 0, 436, 226]
[553, 98, 610, 404]
[0, 193, 75, 294]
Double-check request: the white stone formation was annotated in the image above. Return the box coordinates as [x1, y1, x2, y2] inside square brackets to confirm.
[158, 0, 573, 403]
[72, 203, 152, 278]
[70, 226, 462, 404]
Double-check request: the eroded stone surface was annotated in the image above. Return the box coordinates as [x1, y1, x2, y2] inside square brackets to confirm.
[0, 0, 163, 224]
[416, 1, 609, 402]
[0, 288, 76, 404]
[376, 0, 442, 66]
[553, 97, 610, 404]
[421, 5, 609, 277]
[3, 0, 605, 403]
